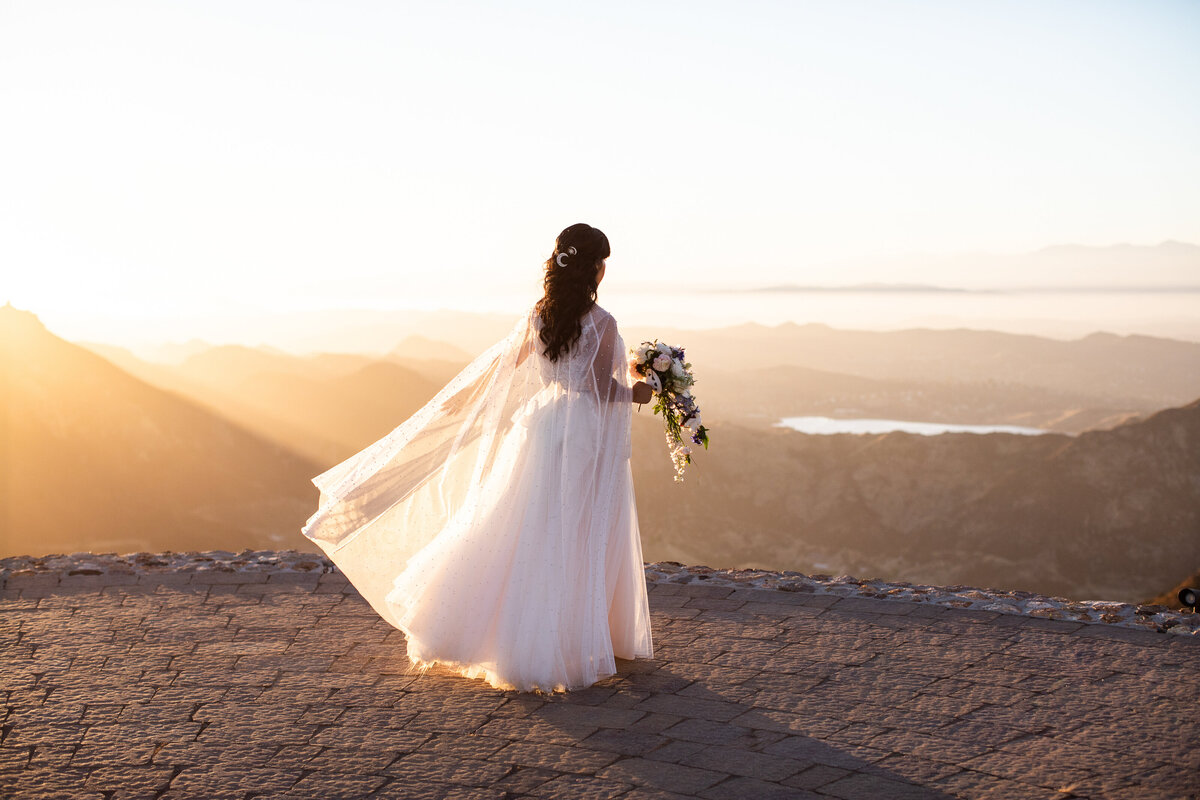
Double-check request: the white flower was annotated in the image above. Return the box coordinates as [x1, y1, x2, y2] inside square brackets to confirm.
[636, 339, 709, 480]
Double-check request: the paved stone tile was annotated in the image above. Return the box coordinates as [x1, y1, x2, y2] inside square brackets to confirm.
[661, 717, 785, 749]
[280, 769, 389, 800]
[632, 693, 747, 723]
[383, 751, 512, 786]
[529, 772, 632, 799]
[164, 765, 302, 799]
[820, 770, 958, 799]
[785, 763, 854, 789]
[578, 727, 670, 756]
[700, 775, 825, 799]
[861, 727, 993, 763]
[83, 764, 176, 798]
[729, 708, 848, 738]
[493, 740, 620, 774]
[475, 714, 599, 746]
[1, 562, 1197, 799]
[414, 733, 511, 761]
[627, 711, 686, 734]
[642, 738, 708, 764]
[931, 767, 1068, 800]
[678, 742, 807, 781]
[532, 700, 645, 730]
[621, 788, 703, 800]
[595, 757, 728, 793]
[492, 764, 560, 793]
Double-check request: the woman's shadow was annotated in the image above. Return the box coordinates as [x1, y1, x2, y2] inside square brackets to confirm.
[512, 655, 962, 800]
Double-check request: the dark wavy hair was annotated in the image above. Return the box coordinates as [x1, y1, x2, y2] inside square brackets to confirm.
[534, 223, 611, 362]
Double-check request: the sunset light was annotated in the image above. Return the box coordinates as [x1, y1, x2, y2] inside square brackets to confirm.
[2, 0, 1198, 346]
[3, 5, 1200, 796]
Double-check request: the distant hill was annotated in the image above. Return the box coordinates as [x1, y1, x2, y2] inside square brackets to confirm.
[223, 361, 440, 466]
[99, 320, 1193, 444]
[178, 344, 361, 385]
[631, 399, 1200, 604]
[0, 305, 323, 558]
[143, 338, 213, 364]
[389, 334, 471, 362]
[21, 303, 1200, 603]
[249, 307, 515, 357]
[698, 363, 1142, 434]
[77, 341, 446, 466]
[627, 323, 1200, 411]
[77, 341, 158, 376]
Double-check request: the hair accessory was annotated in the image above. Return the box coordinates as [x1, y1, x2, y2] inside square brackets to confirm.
[554, 245, 578, 268]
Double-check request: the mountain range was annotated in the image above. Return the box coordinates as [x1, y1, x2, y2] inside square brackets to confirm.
[1, 305, 322, 556]
[4, 302, 1198, 605]
[626, 323, 1200, 408]
[630, 401, 1200, 604]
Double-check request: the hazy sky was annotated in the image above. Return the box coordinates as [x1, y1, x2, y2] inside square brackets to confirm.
[2, 0, 1198, 332]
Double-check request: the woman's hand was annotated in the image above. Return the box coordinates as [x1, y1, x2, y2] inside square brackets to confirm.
[632, 381, 653, 405]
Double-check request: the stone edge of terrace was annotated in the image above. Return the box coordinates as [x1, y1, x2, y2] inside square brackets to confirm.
[1, 549, 1196, 637]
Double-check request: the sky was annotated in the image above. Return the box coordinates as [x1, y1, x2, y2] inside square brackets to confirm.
[2, 0, 1198, 343]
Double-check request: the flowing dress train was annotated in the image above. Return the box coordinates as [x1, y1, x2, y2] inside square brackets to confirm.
[300, 303, 653, 691]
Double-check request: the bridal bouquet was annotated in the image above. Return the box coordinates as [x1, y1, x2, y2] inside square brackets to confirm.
[629, 340, 710, 482]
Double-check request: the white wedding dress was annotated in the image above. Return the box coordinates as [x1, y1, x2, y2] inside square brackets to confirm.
[300, 303, 653, 692]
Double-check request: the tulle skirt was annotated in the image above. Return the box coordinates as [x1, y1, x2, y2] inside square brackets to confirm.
[383, 391, 653, 692]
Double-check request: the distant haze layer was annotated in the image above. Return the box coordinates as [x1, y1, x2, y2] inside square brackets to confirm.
[776, 417, 1051, 436]
[36, 285, 1200, 356]
[25, 242, 1200, 351]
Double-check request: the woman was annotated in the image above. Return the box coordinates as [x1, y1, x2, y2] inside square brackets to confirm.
[301, 223, 656, 692]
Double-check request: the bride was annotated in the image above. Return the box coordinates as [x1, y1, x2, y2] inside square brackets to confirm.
[301, 223, 656, 692]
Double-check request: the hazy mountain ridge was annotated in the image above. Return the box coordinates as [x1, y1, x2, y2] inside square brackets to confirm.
[700, 363, 1142, 434]
[1, 306, 323, 556]
[91, 321, 1185, 463]
[390, 334, 472, 362]
[78, 339, 446, 466]
[631, 400, 1200, 604]
[10, 303, 1199, 605]
[628, 322, 1200, 411]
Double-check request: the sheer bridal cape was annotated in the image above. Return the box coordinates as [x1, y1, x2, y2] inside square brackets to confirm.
[300, 303, 654, 692]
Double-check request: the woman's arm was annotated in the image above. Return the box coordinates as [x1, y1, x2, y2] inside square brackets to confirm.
[592, 315, 651, 405]
[516, 309, 538, 369]
[515, 337, 534, 369]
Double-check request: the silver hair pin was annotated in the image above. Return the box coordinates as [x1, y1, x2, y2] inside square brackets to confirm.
[554, 245, 578, 268]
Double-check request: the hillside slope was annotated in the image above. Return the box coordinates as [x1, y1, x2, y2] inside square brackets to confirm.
[1, 305, 323, 557]
[632, 401, 1200, 603]
[628, 323, 1200, 409]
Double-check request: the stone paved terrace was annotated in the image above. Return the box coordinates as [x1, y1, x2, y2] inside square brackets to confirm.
[1, 554, 1198, 800]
